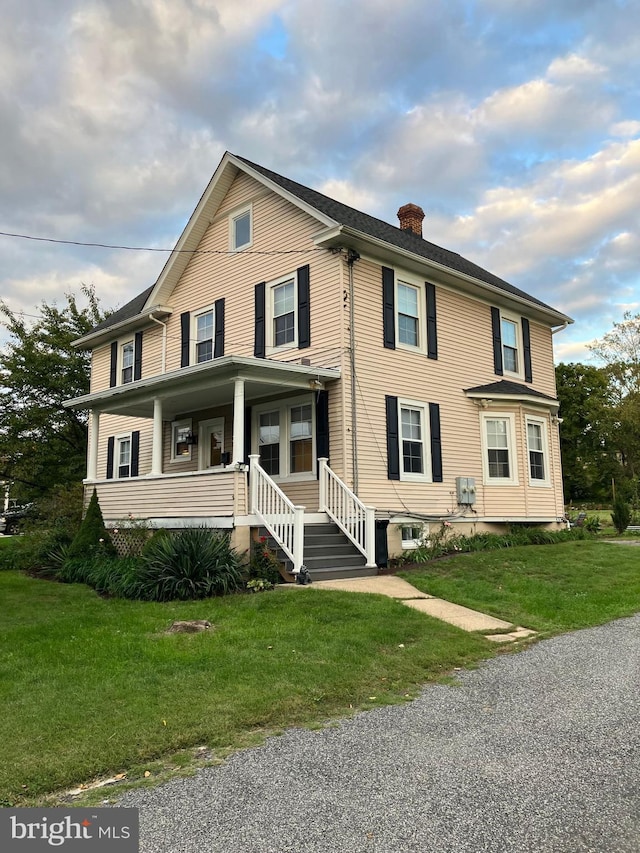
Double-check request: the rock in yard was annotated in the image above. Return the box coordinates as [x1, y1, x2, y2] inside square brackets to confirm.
[166, 620, 213, 634]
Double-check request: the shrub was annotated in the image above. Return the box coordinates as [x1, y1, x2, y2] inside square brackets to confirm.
[58, 554, 143, 598]
[136, 528, 244, 601]
[248, 536, 283, 585]
[397, 523, 591, 564]
[67, 489, 117, 560]
[611, 496, 632, 535]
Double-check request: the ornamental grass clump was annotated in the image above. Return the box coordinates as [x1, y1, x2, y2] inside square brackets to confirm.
[136, 527, 244, 601]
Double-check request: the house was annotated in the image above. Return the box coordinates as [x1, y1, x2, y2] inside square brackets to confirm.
[65, 152, 572, 578]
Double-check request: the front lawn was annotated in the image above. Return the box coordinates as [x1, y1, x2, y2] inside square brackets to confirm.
[0, 570, 487, 806]
[400, 540, 640, 633]
[3, 538, 639, 806]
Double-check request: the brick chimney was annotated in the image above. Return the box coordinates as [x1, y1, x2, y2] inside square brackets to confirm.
[397, 203, 425, 237]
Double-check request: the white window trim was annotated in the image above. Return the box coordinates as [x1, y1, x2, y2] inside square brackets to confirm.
[395, 274, 426, 353]
[170, 419, 193, 463]
[400, 522, 429, 550]
[229, 203, 253, 252]
[191, 304, 216, 365]
[480, 412, 519, 486]
[118, 337, 135, 386]
[500, 311, 523, 380]
[398, 397, 431, 483]
[526, 415, 551, 487]
[252, 394, 316, 482]
[114, 432, 132, 480]
[266, 272, 299, 355]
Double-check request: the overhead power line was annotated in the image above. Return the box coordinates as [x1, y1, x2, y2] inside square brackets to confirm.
[0, 230, 326, 255]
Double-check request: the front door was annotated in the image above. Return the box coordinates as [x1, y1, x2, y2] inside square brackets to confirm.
[198, 418, 224, 469]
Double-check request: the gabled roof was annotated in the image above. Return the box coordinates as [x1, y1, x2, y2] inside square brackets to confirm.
[77, 151, 572, 344]
[235, 156, 558, 314]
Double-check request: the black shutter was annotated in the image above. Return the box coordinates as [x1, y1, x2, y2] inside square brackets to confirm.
[106, 436, 115, 479]
[214, 298, 225, 358]
[426, 282, 438, 360]
[385, 395, 400, 480]
[491, 307, 503, 376]
[315, 390, 329, 476]
[134, 331, 143, 381]
[522, 317, 532, 383]
[429, 403, 443, 483]
[297, 264, 311, 349]
[382, 267, 396, 349]
[244, 406, 252, 464]
[254, 282, 266, 358]
[130, 431, 140, 478]
[180, 312, 190, 367]
[109, 342, 118, 388]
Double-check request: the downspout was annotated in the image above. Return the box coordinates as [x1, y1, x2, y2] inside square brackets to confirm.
[148, 312, 168, 374]
[346, 249, 360, 493]
[551, 322, 569, 335]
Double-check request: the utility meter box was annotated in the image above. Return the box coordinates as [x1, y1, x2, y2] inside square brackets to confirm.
[456, 477, 476, 505]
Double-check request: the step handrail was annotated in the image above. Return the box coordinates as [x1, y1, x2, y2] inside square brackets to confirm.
[318, 457, 376, 567]
[249, 455, 304, 573]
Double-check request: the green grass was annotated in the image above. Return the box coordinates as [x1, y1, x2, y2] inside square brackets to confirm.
[0, 571, 488, 806]
[400, 540, 640, 634]
[3, 537, 639, 806]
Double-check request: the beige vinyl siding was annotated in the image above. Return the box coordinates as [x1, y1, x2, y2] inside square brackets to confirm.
[140, 324, 163, 380]
[90, 345, 112, 392]
[349, 257, 564, 519]
[96, 414, 153, 480]
[162, 173, 343, 374]
[90, 470, 239, 520]
[279, 480, 320, 512]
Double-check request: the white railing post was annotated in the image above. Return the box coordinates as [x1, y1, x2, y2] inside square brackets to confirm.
[249, 454, 259, 512]
[364, 506, 376, 568]
[318, 457, 328, 511]
[293, 505, 305, 573]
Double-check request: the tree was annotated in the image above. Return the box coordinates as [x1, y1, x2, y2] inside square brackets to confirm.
[555, 362, 618, 503]
[589, 312, 640, 487]
[0, 285, 110, 502]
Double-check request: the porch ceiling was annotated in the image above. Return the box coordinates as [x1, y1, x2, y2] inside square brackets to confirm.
[64, 355, 341, 420]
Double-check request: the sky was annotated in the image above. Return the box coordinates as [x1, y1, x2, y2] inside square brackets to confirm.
[1, 0, 639, 362]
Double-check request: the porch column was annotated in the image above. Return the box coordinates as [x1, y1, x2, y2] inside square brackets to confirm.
[232, 378, 245, 464]
[151, 397, 163, 475]
[87, 409, 100, 481]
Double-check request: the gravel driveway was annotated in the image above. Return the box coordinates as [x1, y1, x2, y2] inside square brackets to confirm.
[120, 615, 640, 852]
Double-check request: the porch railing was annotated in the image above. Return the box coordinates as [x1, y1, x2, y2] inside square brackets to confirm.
[318, 457, 376, 567]
[249, 454, 305, 573]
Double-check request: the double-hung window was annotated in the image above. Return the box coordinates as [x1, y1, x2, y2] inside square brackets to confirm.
[171, 420, 192, 462]
[501, 318, 519, 374]
[116, 435, 131, 479]
[397, 282, 420, 347]
[398, 399, 430, 481]
[481, 414, 518, 485]
[258, 411, 280, 476]
[195, 309, 214, 363]
[273, 280, 296, 347]
[230, 205, 252, 251]
[121, 341, 134, 384]
[526, 417, 550, 485]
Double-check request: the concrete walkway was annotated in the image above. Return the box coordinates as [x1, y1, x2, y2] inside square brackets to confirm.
[308, 575, 537, 643]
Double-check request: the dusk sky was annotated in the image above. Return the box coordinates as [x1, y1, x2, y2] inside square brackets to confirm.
[1, 0, 639, 362]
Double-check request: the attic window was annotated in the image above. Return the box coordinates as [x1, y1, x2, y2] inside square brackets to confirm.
[231, 205, 252, 251]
